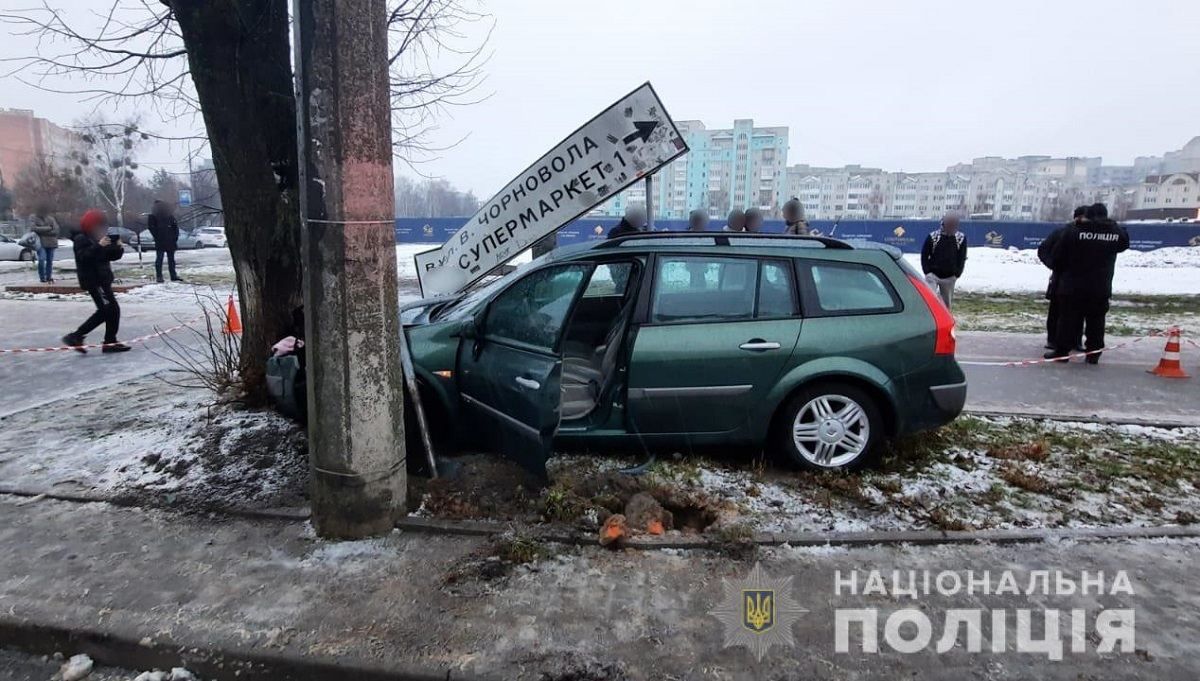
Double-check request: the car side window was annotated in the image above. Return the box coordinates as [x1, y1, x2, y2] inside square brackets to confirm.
[757, 260, 798, 318]
[484, 264, 588, 351]
[803, 262, 900, 315]
[651, 256, 759, 323]
[582, 262, 634, 298]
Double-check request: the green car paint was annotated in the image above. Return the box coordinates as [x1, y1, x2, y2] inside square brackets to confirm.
[403, 234, 966, 476]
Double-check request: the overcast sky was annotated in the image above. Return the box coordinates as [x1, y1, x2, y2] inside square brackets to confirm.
[3, 0, 1198, 195]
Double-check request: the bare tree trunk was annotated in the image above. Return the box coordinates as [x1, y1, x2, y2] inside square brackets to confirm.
[168, 0, 302, 398]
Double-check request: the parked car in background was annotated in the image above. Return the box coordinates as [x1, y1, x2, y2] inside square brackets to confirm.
[133, 229, 207, 251]
[195, 227, 227, 248]
[401, 232, 966, 478]
[0, 234, 36, 261]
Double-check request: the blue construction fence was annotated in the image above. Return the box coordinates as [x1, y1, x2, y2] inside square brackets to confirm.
[395, 217, 1200, 253]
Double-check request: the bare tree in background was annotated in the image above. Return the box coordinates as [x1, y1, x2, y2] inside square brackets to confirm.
[2, 0, 490, 398]
[74, 117, 150, 228]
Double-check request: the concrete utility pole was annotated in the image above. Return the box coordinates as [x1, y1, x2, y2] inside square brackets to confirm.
[293, 0, 406, 538]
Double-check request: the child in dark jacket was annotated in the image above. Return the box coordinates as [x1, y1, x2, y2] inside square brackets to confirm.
[62, 209, 130, 353]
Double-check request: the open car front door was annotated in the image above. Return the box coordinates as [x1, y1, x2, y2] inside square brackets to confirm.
[454, 263, 592, 481]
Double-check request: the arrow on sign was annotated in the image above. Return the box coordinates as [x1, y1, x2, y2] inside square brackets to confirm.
[622, 120, 658, 145]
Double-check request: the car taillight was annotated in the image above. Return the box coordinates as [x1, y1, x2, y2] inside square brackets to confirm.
[907, 273, 956, 355]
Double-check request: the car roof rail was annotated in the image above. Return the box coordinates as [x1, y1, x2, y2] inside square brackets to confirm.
[594, 231, 854, 250]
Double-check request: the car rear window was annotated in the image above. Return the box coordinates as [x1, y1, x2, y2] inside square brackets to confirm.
[800, 261, 900, 316]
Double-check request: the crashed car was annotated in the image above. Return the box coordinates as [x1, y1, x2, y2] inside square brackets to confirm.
[403, 232, 965, 477]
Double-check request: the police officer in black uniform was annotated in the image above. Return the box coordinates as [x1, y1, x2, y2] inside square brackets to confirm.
[1044, 203, 1129, 363]
[1038, 206, 1088, 350]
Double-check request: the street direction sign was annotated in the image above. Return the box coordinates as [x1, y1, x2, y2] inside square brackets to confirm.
[415, 82, 688, 296]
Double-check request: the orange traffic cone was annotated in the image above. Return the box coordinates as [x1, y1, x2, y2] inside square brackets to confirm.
[223, 294, 243, 335]
[1149, 328, 1188, 378]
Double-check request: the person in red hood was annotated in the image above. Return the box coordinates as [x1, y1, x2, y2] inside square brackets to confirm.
[62, 209, 131, 353]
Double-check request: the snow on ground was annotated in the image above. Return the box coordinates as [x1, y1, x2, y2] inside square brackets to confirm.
[536, 415, 1200, 536]
[908, 246, 1200, 296]
[0, 374, 307, 513]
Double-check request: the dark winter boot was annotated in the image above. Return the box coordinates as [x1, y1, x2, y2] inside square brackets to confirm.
[102, 342, 132, 354]
[62, 333, 87, 354]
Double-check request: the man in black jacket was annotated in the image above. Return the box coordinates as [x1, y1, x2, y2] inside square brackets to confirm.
[1038, 206, 1087, 350]
[920, 213, 967, 309]
[1045, 203, 1129, 363]
[62, 209, 131, 353]
[607, 205, 647, 239]
[147, 200, 182, 283]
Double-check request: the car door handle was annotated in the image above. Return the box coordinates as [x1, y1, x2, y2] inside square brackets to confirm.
[739, 340, 781, 351]
[514, 376, 541, 390]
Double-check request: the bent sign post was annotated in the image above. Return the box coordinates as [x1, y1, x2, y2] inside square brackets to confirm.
[415, 82, 688, 296]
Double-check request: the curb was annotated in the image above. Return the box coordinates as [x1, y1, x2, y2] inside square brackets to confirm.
[6, 490, 1200, 551]
[394, 516, 1200, 549]
[0, 617, 490, 681]
[0, 488, 308, 522]
[961, 408, 1200, 429]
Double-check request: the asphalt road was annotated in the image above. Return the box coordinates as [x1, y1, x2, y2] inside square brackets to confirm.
[958, 331, 1200, 426]
[0, 298, 207, 419]
[1, 296, 1196, 425]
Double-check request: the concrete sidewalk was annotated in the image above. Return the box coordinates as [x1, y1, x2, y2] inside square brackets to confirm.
[1, 494, 1197, 680]
[958, 331, 1199, 425]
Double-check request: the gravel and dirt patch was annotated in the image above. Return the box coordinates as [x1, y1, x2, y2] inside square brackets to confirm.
[410, 417, 1200, 540]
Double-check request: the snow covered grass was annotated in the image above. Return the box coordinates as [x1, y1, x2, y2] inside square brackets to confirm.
[0, 375, 307, 513]
[534, 416, 1200, 536]
[954, 291, 1200, 337]
[910, 245, 1200, 296]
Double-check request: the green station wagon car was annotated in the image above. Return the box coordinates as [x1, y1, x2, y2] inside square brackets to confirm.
[403, 233, 965, 477]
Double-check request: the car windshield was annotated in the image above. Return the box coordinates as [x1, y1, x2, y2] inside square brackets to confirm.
[432, 257, 546, 322]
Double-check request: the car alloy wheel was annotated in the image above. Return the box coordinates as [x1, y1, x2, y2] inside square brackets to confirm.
[777, 382, 882, 471]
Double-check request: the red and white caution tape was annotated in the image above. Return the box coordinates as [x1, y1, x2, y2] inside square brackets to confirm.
[0, 317, 201, 355]
[958, 328, 1180, 368]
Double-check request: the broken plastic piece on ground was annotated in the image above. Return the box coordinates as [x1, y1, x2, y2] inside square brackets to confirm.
[599, 513, 627, 546]
[618, 452, 657, 476]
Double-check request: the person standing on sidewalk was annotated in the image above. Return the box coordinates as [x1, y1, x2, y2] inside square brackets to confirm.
[919, 212, 967, 309]
[686, 209, 710, 232]
[1038, 206, 1087, 350]
[147, 200, 182, 283]
[62, 209, 131, 354]
[1045, 203, 1129, 364]
[27, 204, 60, 283]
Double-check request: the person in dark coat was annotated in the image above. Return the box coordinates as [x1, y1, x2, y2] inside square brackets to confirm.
[147, 200, 182, 283]
[607, 205, 647, 239]
[1038, 206, 1087, 350]
[782, 198, 809, 235]
[744, 208, 765, 233]
[686, 209, 709, 232]
[723, 209, 746, 232]
[919, 213, 967, 309]
[62, 209, 130, 353]
[1045, 203, 1130, 363]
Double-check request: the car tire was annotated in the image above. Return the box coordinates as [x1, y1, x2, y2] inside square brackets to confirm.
[773, 382, 883, 472]
[194, 241, 204, 249]
[19, 249, 33, 262]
